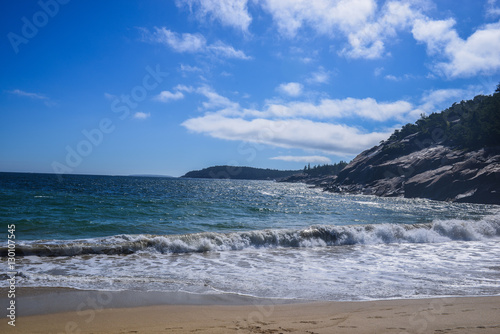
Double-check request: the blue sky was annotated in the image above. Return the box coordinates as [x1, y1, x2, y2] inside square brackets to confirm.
[1, 0, 499, 177]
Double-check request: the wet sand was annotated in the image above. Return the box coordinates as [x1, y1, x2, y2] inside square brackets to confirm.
[1, 288, 499, 333]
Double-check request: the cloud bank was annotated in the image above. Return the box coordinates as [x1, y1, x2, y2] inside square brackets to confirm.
[174, 0, 500, 77]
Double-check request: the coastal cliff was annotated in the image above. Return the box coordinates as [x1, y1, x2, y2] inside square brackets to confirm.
[326, 142, 500, 204]
[324, 90, 500, 204]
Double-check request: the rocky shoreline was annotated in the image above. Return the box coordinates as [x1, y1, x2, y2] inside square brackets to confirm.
[280, 143, 500, 205]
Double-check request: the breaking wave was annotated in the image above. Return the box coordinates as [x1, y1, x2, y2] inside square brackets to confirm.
[2, 215, 499, 257]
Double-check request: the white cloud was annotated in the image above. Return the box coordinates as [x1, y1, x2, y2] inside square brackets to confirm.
[412, 19, 500, 78]
[207, 41, 252, 60]
[196, 86, 240, 111]
[260, 0, 377, 38]
[288, 46, 319, 63]
[306, 67, 331, 84]
[384, 74, 400, 81]
[9, 89, 48, 100]
[259, 0, 500, 71]
[155, 90, 185, 102]
[259, 0, 420, 59]
[270, 155, 332, 163]
[179, 64, 202, 72]
[416, 86, 488, 116]
[176, 0, 252, 33]
[104, 92, 117, 100]
[182, 114, 390, 155]
[412, 18, 457, 55]
[340, 1, 419, 59]
[8, 89, 56, 106]
[277, 82, 303, 97]
[133, 112, 151, 120]
[374, 67, 384, 76]
[422, 88, 466, 106]
[341, 38, 385, 59]
[152, 28, 206, 52]
[263, 97, 414, 122]
[487, 0, 500, 17]
[179, 86, 417, 155]
[174, 85, 194, 93]
[149, 28, 250, 60]
[171, 0, 500, 71]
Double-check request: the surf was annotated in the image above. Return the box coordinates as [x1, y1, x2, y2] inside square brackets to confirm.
[4, 214, 499, 257]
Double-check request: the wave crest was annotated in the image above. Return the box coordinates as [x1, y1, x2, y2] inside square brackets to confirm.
[2, 215, 499, 257]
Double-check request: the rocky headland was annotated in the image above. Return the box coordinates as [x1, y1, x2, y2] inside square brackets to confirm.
[324, 141, 500, 204]
[283, 90, 500, 205]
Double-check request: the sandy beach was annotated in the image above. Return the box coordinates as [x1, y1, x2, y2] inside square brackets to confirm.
[1, 288, 499, 333]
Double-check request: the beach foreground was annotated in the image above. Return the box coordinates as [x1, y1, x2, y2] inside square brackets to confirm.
[2, 289, 499, 334]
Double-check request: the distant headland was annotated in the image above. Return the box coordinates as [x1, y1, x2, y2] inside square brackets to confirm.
[182, 166, 301, 180]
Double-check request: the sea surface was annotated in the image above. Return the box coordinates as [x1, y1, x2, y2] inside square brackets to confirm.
[1, 172, 500, 301]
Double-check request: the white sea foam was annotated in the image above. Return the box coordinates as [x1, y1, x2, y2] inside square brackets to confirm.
[11, 236, 500, 301]
[4, 215, 499, 257]
[5, 213, 500, 302]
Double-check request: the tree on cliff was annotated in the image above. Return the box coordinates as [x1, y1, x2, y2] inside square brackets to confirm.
[387, 85, 500, 151]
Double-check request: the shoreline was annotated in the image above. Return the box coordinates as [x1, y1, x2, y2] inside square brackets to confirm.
[0, 287, 298, 317]
[1, 288, 499, 333]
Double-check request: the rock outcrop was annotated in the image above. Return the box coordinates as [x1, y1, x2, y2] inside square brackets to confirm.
[324, 138, 500, 204]
[278, 173, 336, 187]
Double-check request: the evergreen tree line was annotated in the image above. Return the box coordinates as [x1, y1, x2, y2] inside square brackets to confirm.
[303, 161, 348, 176]
[387, 84, 500, 150]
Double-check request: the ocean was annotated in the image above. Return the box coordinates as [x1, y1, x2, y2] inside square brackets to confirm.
[1, 172, 500, 301]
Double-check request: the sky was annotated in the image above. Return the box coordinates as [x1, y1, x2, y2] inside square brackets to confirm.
[1, 0, 500, 177]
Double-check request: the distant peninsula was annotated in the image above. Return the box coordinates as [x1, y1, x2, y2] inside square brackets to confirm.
[182, 166, 301, 180]
[182, 162, 349, 182]
[129, 174, 176, 178]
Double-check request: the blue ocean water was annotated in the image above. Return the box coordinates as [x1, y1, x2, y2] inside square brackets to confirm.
[1, 172, 500, 301]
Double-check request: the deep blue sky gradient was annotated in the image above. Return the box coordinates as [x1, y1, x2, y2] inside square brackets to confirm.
[1, 0, 499, 176]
